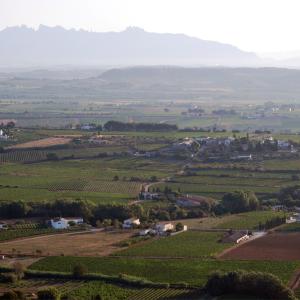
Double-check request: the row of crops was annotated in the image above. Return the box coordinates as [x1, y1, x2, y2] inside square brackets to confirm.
[3, 278, 85, 295]
[0, 150, 47, 163]
[128, 288, 195, 300]
[0, 227, 58, 242]
[48, 180, 141, 195]
[0, 146, 129, 163]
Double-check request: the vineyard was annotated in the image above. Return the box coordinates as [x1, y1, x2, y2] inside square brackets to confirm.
[0, 278, 85, 296]
[47, 180, 141, 195]
[127, 288, 195, 300]
[2, 278, 196, 300]
[0, 150, 47, 163]
[0, 146, 129, 163]
[0, 227, 58, 242]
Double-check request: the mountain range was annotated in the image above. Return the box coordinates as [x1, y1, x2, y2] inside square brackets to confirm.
[0, 25, 260, 67]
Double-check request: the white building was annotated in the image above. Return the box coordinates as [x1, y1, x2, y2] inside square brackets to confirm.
[139, 229, 151, 236]
[50, 217, 83, 229]
[155, 223, 174, 233]
[123, 218, 140, 229]
[50, 218, 69, 229]
[0, 222, 7, 230]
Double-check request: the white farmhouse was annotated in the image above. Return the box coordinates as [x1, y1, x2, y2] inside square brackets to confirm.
[155, 223, 174, 233]
[122, 218, 140, 229]
[50, 218, 69, 229]
[0, 222, 7, 230]
[50, 217, 83, 229]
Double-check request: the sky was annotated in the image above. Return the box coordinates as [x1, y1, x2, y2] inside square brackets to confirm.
[1, 0, 300, 56]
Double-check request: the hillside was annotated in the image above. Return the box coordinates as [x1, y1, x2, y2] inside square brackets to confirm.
[1, 66, 300, 102]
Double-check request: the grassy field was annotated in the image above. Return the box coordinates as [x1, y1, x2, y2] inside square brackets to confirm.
[114, 231, 231, 258]
[214, 211, 287, 230]
[167, 211, 287, 232]
[29, 257, 300, 287]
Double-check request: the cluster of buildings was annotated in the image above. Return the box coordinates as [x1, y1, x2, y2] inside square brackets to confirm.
[122, 218, 187, 236]
[49, 217, 84, 229]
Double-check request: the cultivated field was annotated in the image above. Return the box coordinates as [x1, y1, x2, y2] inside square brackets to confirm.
[7, 137, 72, 149]
[220, 232, 300, 260]
[0, 230, 134, 256]
[171, 211, 285, 230]
[115, 231, 231, 258]
[30, 256, 300, 286]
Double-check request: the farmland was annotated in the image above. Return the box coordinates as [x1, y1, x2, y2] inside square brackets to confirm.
[7, 137, 73, 149]
[114, 231, 232, 258]
[30, 256, 300, 286]
[0, 230, 134, 256]
[220, 232, 300, 261]
[0, 157, 178, 203]
[0, 277, 195, 300]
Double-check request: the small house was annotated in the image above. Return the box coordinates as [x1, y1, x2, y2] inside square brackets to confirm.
[123, 218, 140, 229]
[0, 222, 7, 230]
[140, 192, 160, 200]
[155, 223, 174, 233]
[50, 218, 69, 229]
[139, 229, 151, 236]
[222, 231, 249, 244]
[50, 217, 83, 229]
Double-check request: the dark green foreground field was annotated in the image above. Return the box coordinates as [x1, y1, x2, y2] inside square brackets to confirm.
[30, 256, 299, 287]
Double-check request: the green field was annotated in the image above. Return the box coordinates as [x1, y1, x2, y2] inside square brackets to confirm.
[114, 231, 231, 258]
[0, 157, 179, 204]
[214, 211, 287, 230]
[276, 222, 300, 232]
[30, 257, 300, 287]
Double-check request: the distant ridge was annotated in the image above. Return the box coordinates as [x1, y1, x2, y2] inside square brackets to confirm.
[0, 25, 259, 67]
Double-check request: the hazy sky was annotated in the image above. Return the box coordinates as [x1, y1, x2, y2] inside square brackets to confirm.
[1, 0, 300, 54]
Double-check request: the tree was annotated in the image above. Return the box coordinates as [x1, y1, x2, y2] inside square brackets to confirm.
[221, 191, 259, 214]
[175, 222, 184, 231]
[72, 263, 88, 278]
[113, 175, 119, 181]
[205, 270, 296, 300]
[37, 288, 60, 300]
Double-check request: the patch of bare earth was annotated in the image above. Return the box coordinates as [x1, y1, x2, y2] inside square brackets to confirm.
[220, 232, 300, 260]
[0, 230, 134, 256]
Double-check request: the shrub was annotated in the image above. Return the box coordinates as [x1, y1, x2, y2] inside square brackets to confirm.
[72, 263, 88, 278]
[0, 273, 18, 283]
[37, 288, 60, 300]
[13, 262, 25, 280]
[175, 222, 184, 231]
[205, 270, 296, 300]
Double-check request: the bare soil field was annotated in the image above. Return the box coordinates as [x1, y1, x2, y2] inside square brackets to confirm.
[0, 230, 133, 256]
[7, 137, 72, 149]
[220, 232, 300, 260]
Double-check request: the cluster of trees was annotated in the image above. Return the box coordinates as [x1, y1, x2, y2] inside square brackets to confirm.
[258, 216, 286, 230]
[0, 199, 212, 224]
[278, 185, 300, 207]
[205, 270, 296, 300]
[215, 191, 259, 214]
[103, 121, 177, 132]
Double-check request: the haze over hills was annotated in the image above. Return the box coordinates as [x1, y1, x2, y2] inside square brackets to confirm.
[1, 66, 300, 102]
[0, 25, 260, 67]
